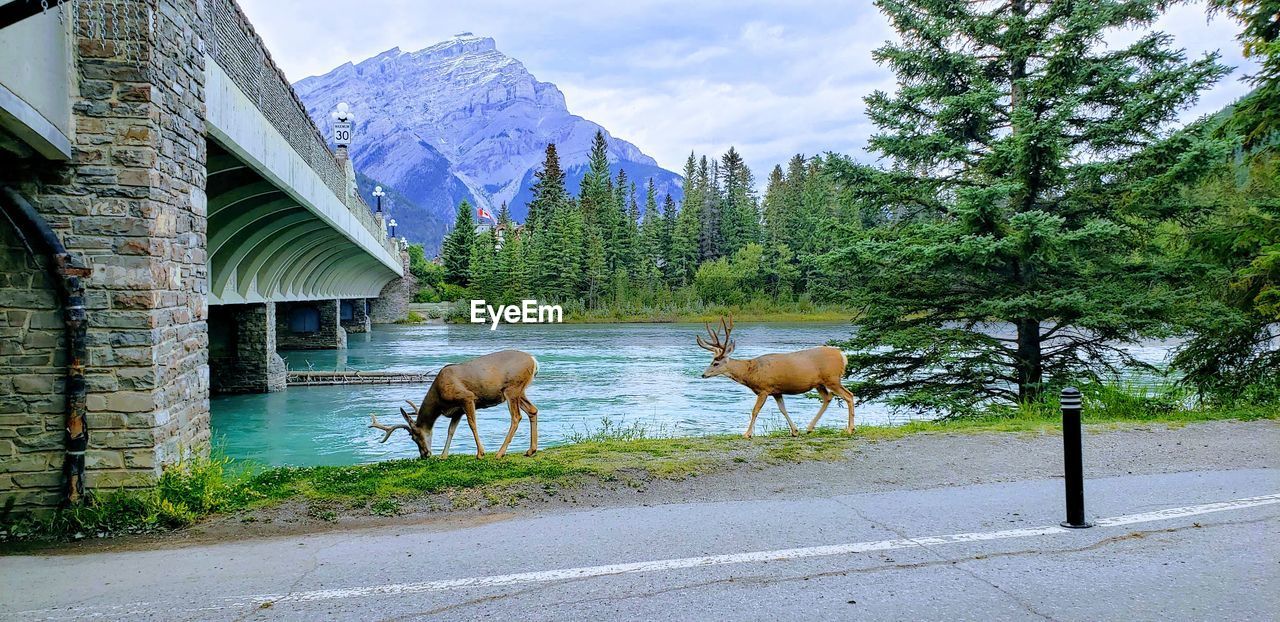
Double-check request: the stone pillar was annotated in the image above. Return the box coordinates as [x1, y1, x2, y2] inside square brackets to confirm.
[208, 303, 286, 394]
[276, 300, 347, 350]
[340, 298, 371, 334]
[0, 0, 213, 514]
[371, 249, 417, 324]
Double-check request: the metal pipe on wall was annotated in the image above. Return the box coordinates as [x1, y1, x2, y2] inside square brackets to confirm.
[0, 186, 90, 507]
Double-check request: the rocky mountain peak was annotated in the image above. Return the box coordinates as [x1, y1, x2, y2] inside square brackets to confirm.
[294, 35, 683, 253]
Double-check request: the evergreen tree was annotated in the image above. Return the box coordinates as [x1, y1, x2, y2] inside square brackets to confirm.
[697, 156, 722, 261]
[608, 169, 633, 272]
[442, 199, 476, 285]
[719, 147, 760, 254]
[526, 144, 567, 233]
[582, 226, 609, 306]
[580, 130, 615, 231]
[624, 180, 642, 276]
[1207, 0, 1280, 146]
[536, 199, 584, 301]
[640, 178, 664, 280]
[497, 228, 528, 304]
[671, 154, 703, 283]
[496, 201, 511, 227]
[762, 164, 789, 249]
[660, 192, 679, 283]
[468, 227, 500, 301]
[831, 0, 1229, 413]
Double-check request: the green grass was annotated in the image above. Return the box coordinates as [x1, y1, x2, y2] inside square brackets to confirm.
[4, 388, 1276, 544]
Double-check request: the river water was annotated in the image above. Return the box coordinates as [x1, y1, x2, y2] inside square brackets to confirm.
[210, 322, 1175, 467]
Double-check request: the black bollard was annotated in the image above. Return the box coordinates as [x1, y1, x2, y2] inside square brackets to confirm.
[1059, 387, 1092, 528]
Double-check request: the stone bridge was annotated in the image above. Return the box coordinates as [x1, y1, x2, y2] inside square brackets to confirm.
[0, 0, 416, 513]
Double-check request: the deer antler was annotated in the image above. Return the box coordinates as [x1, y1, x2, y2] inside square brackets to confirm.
[696, 315, 736, 356]
[369, 412, 411, 443]
[405, 399, 420, 414]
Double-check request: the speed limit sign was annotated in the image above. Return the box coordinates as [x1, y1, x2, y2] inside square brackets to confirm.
[333, 120, 353, 146]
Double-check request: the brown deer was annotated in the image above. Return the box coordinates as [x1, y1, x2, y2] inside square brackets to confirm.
[369, 350, 540, 459]
[697, 316, 855, 438]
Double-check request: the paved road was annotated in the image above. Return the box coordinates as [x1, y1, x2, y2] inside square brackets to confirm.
[3, 468, 1277, 621]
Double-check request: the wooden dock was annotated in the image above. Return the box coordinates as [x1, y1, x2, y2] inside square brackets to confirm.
[286, 370, 435, 387]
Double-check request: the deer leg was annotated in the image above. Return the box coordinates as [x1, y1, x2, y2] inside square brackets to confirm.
[440, 416, 461, 459]
[463, 400, 486, 459]
[520, 397, 539, 456]
[496, 397, 522, 459]
[773, 395, 799, 437]
[807, 385, 833, 433]
[831, 384, 857, 433]
[745, 393, 768, 439]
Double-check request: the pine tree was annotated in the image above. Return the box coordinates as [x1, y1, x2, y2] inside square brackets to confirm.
[580, 130, 615, 230]
[640, 178, 664, 281]
[496, 201, 511, 227]
[696, 156, 722, 261]
[468, 228, 500, 301]
[525, 144, 567, 234]
[660, 192, 679, 284]
[537, 199, 584, 301]
[762, 164, 789, 249]
[625, 181, 642, 277]
[582, 226, 608, 307]
[831, 0, 1229, 413]
[608, 169, 633, 272]
[497, 229, 527, 304]
[671, 154, 703, 283]
[719, 147, 760, 254]
[442, 200, 476, 285]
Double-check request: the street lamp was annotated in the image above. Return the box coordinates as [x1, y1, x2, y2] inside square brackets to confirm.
[388, 218, 397, 238]
[372, 185, 385, 213]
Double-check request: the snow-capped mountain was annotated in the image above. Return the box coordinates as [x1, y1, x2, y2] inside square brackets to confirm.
[295, 33, 683, 250]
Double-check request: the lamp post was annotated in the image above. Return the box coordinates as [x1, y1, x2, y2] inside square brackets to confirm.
[372, 185, 385, 214]
[388, 218, 397, 238]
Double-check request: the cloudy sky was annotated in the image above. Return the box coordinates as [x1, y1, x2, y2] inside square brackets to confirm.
[240, 0, 1256, 178]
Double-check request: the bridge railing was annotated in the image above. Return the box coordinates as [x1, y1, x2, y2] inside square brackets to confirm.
[204, 0, 392, 254]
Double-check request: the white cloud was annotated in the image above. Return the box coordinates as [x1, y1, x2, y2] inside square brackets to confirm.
[240, 0, 1256, 182]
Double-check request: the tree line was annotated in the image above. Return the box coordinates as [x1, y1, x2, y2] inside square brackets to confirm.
[427, 130, 853, 311]
[410, 0, 1278, 416]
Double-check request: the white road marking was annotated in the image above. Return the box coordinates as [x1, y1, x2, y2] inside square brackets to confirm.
[16, 492, 1280, 618]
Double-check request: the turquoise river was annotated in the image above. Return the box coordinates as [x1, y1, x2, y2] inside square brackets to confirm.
[210, 322, 1175, 467]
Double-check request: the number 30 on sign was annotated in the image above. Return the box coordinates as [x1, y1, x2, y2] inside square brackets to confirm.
[334, 120, 353, 146]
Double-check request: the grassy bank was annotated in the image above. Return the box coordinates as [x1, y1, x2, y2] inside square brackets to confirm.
[3, 395, 1277, 543]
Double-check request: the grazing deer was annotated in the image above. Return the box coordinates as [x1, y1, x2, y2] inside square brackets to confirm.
[369, 350, 540, 459]
[697, 316, 855, 438]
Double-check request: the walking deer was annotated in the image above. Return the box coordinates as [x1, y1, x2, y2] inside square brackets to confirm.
[369, 349, 540, 459]
[697, 316, 855, 438]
